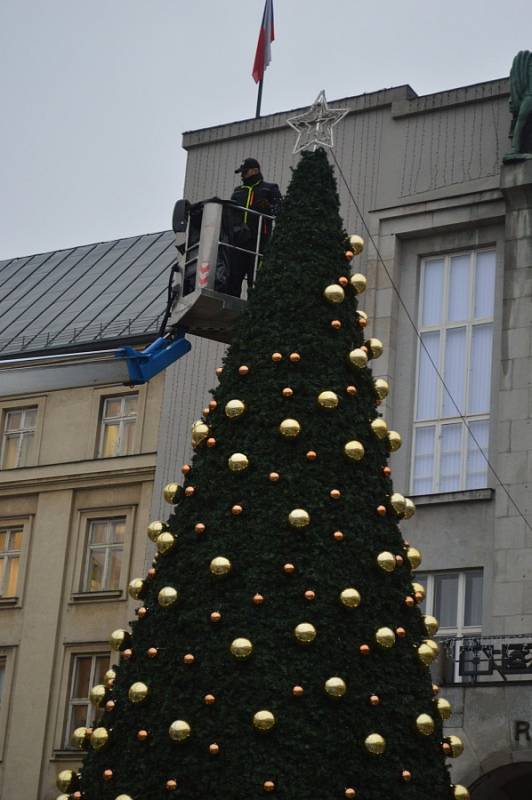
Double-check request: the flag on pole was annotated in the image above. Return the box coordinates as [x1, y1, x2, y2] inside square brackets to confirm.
[252, 0, 275, 84]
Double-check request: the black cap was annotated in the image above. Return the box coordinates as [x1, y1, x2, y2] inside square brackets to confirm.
[235, 157, 260, 174]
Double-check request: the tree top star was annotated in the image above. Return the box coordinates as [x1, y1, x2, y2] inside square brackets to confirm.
[287, 91, 348, 154]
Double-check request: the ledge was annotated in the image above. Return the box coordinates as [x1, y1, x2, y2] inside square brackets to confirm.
[411, 488, 494, 506]
[70, 590, 123, 604]
[50, 750, 82, 762]
[0, 597, 18, 608]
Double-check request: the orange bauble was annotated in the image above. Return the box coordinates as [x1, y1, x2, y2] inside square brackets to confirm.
[204, 694, 216, 705]
[103, 770, 113, 781]
[269, 472, 280, 481]
[185, 486, 195, 496]
[283, 563, 295, 574]
[264, 781, 275, 792]
[395, 555, 404, 566]
[396, 627, 406, 638]
[377, 505, 387, 516]
[304, 590, 316, 601]
[195, 522, 206, 534]
[231, 505, 243, 515]
[137, 607, 147, 618]
[215, 367, 223, 377]
[333, 531, 345, 541]
[402, 771, 412, 782]
[210, 612, 221, 622]
[122, 649, 132, 660]
[209, 743, 220, 755]
[306, 450, 317, 460]
[346, 385, 358, 395]
[209, 400, 217, 410]
[147, 647, 158, 658]
[289, 352, 301, 362]
[137, 729, 149, 742]
[292, 685, 304, 697]
[105, 700, 115, 712]
[345, 789, 356, 798]
[360, 644, 370, 655]
[181, 464, 191, 475]
[253, 593, 265, 605]
[147, 568, 156, 579]
[272, 352, 283, 362]
[344, 250, 354, 260]
[183, 653, 195, 664]
[330, 489, 341, 499]
[238, 365, 249, 375]
[207, 437, 216, 447]
[405, 596, 415, 607]
[282, 387, 294, 397]
[338, 276, 349, 286]
[166, 779, 178, 791]
[331, 319, 342, 330]
[369, 694, 380, 705]
[383, 466, 391, 476]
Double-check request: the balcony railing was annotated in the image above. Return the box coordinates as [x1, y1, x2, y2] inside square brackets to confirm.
[434, 634, 532, 685]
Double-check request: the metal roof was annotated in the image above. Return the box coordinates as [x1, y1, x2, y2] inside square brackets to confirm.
[0, 230, 175, 357]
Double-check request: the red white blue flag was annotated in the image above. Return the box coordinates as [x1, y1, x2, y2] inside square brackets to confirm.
[252, 0, 275, 84]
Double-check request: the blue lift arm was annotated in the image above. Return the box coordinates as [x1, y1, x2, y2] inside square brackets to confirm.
[117, 330, 192, 385]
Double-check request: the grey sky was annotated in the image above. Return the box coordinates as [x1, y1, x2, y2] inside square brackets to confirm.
[0, 0, 528, 259]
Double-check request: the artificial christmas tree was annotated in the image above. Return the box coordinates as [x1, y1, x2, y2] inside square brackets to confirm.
[66, 148, 467, 800]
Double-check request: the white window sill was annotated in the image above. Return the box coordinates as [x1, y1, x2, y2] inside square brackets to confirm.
[51, 750, 83, 761]
[0, 596, 19, 608]
[411, 488, 494, 506]
[70, 590, 123, 603]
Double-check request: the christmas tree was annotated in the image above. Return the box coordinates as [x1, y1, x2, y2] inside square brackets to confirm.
[60, 149, 468, 800]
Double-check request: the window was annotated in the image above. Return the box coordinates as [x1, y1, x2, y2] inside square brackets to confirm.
[98, 395, 138, 458]
[1, 407, 37, 469]
[81, 518, 125, 592]
[0, 659, 5, 710]
[415, 569, 483, 635]
[0, 528, 22, 597]
[64, 653, 110, 747]
[412, 250, 495, 495]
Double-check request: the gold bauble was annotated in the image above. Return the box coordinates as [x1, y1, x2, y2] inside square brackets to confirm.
[374, 378, 389, 399]
[424, 614, 439, 636]
[349, 348, 368, 368]
[158, 586, 178, 607]
[340, 588, 361, 608]
[377, 551, 396, 573]
[364, 733, 386, 754]
[288, 508, 310, 528]
[230, 637, 253, 658]
[89, 684, 106, 707]
[225, 399, 246, 418]
[116, 796, 134, 800]
[279, 418, 301, 438]
[387, 430, 402, 451]
[417, 643, 436, 665]
[56, 770, 77, 792]
[348, 234, 365, 255]
[453, 786, 470, 800]
[128, 578, 144, 599]
[317, 391, 339, 409]
[163, 483, 180, 503]
[323, 284, 345, 303]
[407, 546, 422, 569]
[366, 338, 383, 358]
[375, 627, 396, 648]
[294, 622, 317, 644]
[169, 720, 191, 742]
[350, 271, 367, 292]
[103, 669, 116, 689]
[70, 727, 88, 749]
[371, 418, 388, 439]
[109, 628, 131, 650]
[411, 582, 426, 600]
[324, 677, 347, 697]
[128, 682, 149, 703]
[390, 492, 406, 514]
[90, 726, 109, 750]
[253, 710, 276, 731]
[344, 440, 365, 461]
[426, 639, 440, 656]
[210, 556, 232, 576]
[157, 531, 176, 554]
[228, 452, 249, 471]
[147, 520, 165, 542]
[191, 420, 210, 448]
[56, 795, 70, 800]
[448, 736, 464, 757]
[403, 498, 416, 519]
[437, 698, 452, 720]
[416, 714, 435, 735]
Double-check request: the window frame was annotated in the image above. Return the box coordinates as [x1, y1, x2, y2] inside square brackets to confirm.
[411, 248, 495, 495]
[71, 505, 136, 602]
[0, 516, 33, 608]
[0, 398, 46, 470]
[63, 652, 111, 750]
[86, 386, 147, 461]
[97, 394, 139, 459]
[0, 525, 23, 598]
[0, 647, 17, 760]
[81, 517, 126, 594]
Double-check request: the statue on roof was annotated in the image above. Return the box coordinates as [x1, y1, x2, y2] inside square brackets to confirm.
[504, 50, 532, 162]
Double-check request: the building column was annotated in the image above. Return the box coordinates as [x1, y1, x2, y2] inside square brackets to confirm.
[3, 489, 73, 800]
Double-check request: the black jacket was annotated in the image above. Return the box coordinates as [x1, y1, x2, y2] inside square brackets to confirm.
[229, 174, 282, 245]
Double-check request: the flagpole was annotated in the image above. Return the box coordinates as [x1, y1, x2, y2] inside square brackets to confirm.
[255, 79, 264, 118]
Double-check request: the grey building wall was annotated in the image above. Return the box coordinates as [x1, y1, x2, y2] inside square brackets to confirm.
[149, 78, 532, 794]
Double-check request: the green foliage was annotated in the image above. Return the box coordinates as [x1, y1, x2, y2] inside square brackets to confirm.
[80, 149, 453, 800]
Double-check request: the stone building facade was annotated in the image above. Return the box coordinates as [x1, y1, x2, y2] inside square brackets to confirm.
[0, 75, 531, 798]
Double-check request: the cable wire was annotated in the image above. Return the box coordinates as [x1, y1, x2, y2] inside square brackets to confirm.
[331, 149, 532, 534]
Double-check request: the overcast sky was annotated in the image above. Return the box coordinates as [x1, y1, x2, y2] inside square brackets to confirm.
[0, 0, 529, 259]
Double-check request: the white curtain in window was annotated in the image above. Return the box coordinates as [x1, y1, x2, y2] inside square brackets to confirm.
[417, 332, 440, 420]
[434, 573, 459, 628]
[443, 327, 466, 417]
[475, 251, 496, 319]
[412, 426, 435, 495]
[464, 570, 483, 626]
[422, 260, 444, 326]
[448, 255, 470, 322]
[468, 324, 493, 415]
[466, 419, 489, 489]
[439, 423, 462, 492]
